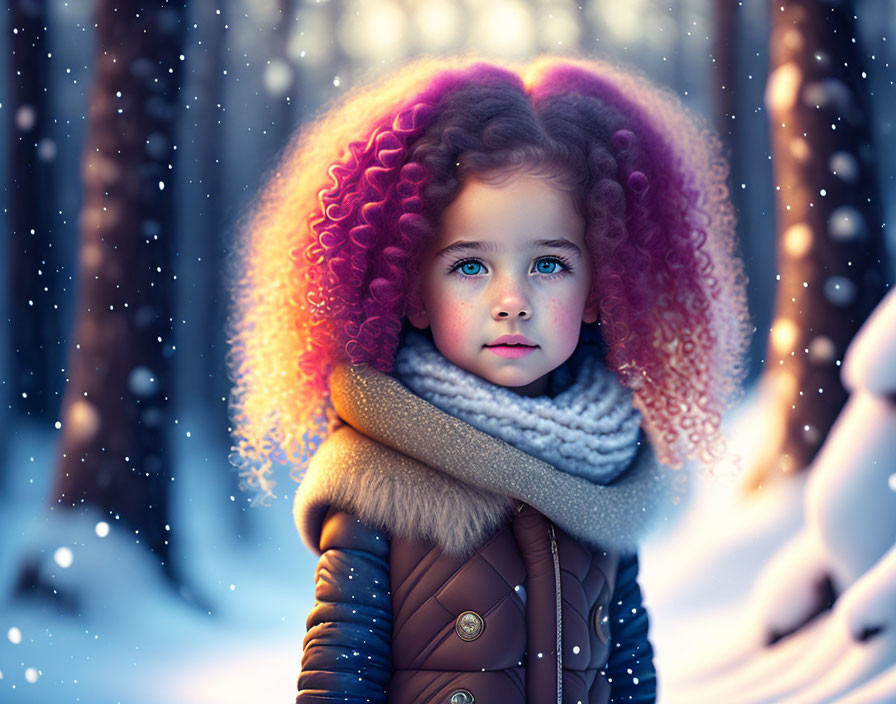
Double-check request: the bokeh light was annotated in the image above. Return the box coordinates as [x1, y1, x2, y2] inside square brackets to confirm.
[412, 0, 465, 52]
[469, 0, 535, 57]
[338, 0, 408, 61]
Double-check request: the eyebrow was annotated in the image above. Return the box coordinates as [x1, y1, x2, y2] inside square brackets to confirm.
[434, 238, 583, 259]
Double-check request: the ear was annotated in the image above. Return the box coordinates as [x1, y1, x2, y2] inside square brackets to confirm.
[408, 306, 429, 330]
[583, 295, 599, 325]
[406, 286, 429, 329]
[406, 275, 429, 329]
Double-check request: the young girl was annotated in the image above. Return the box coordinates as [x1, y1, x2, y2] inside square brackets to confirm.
[228, 56, 748, 703]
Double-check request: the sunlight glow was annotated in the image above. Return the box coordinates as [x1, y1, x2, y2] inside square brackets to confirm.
[594, 1, 648, 43]
[770, 318, 799, 356]
[470, 0, 535, 57]
[766, 61, 802, 115]
[287, 8, 334, 66]
[338, 0, 408, 61]
[783, 223, 812, 258]
[413, 0, 464, 51]
[535, 3, 581, 49]
[66, 398, 101, 443]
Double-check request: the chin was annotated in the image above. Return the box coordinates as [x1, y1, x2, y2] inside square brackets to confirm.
[479, 367, 524, 383]
[483, 369, 543, 389]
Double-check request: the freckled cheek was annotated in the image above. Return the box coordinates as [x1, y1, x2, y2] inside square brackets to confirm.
[545, 297, 584, 349]
[431, 297, 478, 350]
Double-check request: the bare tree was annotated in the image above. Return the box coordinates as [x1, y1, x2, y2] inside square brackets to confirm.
[752, 0, 888, 486]
[51, 0, 185, 576]
[273, 0, 298, 142]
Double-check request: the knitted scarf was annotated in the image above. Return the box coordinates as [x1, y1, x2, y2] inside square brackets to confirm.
[393, 331, 642, 485]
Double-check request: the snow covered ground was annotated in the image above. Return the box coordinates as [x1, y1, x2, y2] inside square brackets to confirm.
[0, 417, 317, 703]
[1, 386, 894, 703]
[640, 380, 896, 704]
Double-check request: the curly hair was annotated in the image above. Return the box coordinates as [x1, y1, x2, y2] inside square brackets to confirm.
[227, 56, 749, 501]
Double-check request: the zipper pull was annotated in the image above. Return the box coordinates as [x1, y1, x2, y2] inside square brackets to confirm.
[516, 502, 526, 513]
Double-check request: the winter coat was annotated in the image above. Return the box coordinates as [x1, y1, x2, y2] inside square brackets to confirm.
[293, 363, 674, 703]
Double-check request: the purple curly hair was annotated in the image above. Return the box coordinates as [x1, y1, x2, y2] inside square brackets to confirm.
[229, 57, 749, 499]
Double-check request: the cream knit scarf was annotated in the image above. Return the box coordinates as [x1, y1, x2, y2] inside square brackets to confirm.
[393, 331, 643, 485]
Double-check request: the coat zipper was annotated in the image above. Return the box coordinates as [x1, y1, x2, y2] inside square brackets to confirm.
[549, 522, 562, 704]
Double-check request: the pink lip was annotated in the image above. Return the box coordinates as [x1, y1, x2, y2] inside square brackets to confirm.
[485, 334, 538, 359]
[487, 345, 537, 359]
[488, 334, 537, 346]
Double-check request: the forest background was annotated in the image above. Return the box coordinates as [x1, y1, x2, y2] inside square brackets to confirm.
[1, 1, 894, 702]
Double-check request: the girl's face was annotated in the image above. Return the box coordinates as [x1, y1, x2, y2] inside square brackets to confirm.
[409, 172, 598, 396]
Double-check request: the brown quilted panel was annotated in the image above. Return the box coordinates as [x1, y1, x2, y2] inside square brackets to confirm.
[555, 527, 619, 673]
[391, 524, 526, 672]
[387, 515, 620, 703]
[390, 542, 449, 636]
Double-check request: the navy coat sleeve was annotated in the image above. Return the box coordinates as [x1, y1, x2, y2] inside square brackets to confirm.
[606, 553, 657, 703]
[296, 508, 393, 703]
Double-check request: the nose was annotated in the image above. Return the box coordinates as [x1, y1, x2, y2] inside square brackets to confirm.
[491, 278, 531, 320]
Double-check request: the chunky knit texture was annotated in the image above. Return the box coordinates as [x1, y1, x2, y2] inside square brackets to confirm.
[295, 362, 677, 560]
[393, 332, 642, 484]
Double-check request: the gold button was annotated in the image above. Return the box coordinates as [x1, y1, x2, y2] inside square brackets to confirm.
[455, 610, 484, 641]
[593, 604, 610, 644]
[449, 689, 475, 704]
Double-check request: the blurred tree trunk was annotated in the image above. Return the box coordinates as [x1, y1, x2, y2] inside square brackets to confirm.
[51, 0, 185, 576]
[712, 0, 737, 130]
[273, 0, 297, 143]
[192, 1, 226, 411]
[328, 0, 349, 86]
[8, 0, 62, 419]
[751, 0, 887, 487]
[712, 0, 739, 174]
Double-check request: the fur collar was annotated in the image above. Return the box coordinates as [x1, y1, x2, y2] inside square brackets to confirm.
[294, 364, 678, 560]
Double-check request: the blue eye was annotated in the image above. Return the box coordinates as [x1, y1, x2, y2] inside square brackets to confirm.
[458, 260, 483, 276]
[534, 258, 565, 275]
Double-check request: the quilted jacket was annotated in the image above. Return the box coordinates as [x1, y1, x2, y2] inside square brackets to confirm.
[293, 364, 673, 703]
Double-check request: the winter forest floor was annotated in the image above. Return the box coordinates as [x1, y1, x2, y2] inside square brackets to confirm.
[0, 388, 893, 703]
[0, 416, 318, 703]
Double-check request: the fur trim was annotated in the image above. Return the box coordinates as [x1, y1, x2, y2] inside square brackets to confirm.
[295, 427, 516, 560]
[294, 364, 680, 558]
